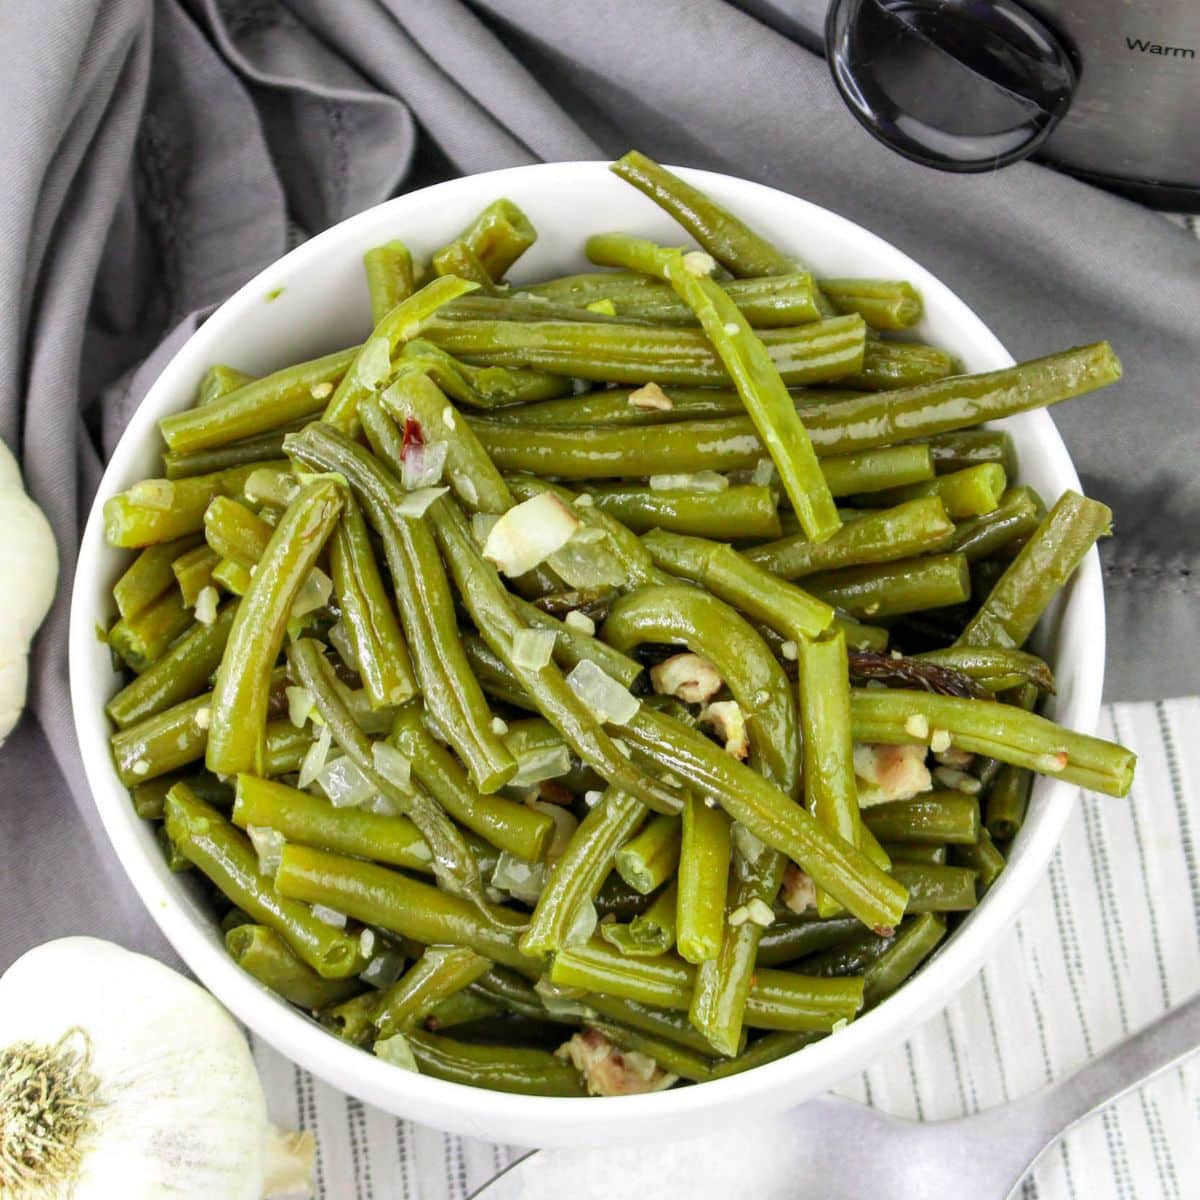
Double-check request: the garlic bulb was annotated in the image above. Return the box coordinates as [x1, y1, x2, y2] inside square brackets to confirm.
[0, 938, 313, 1199]
[0, 439, 57, 746]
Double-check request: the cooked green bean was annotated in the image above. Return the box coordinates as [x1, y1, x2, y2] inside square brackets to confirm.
[849, 687, 1135, 796]
[522, 270, 821, 327]
[374, 946, 492, 1040]
[897, 861, 984, 912]
[200, 365, 256, 407]
[166, 785, 364, 978]
[641, 529, 834, 641]
[284, 421, 517, 793]
[862, 793, 980, 845]
[587, 1019, 714, 1083]
[600, 880, 679, 958]
[706, 1030, 825, 1079]
[521, 789, 649, 960]
[435, 199, 537, 282]
[958, 491, 1112, 650]
[883, 843, 948, 866]
[948, 487, 1045, 563]
[755, 915, 866, 967]
[172, 545, 220, 607]
[131, 771, 233, 821]
[816, 444, 935, 497]
[799, 926, 896, 978]
[585, 233, 841, 540]
[113, 534, 202, 620]
[914, 646, 1055, 694]
[274, 844, 529, 969]
[862, 914, 946, 1008]
[330, 495, 416, 708]
[206, 478, 344, 777]
[865, 463, 1007, 519]
[986, 763, 1035, 842]
[677, 795, 732, 964]
[803, 553, 970, 619]
[202, 496, 272, 569]
[225, 924, 363, 1011]
[163, 423, 307, 480]
[509, 595, 644, 690]
[587, 483, 782, 540]
[431, 239, 494, 288]
[398, 338, 572, 409]
[821, 279, 922, 330]
[615, 814, 682, 896]
[364, 239, 415, 323]
[108, 589, 195, 674]
[112, 694, 214, 784]
[952, 828, 1007, 892]
[405, 1032, 586, 1097]
[423, 991, 502, 1032]
[106, 603, 235, 728]
[389, 706, 555, 863]
[925, 429, 1017, 477]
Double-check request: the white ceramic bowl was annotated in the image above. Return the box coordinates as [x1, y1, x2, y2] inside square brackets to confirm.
[70, 162, 1104, 1147]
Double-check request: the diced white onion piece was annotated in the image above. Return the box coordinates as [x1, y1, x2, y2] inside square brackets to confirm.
[511, 628, 557, 670]
[482, 493, 580, 577]
[728, 905, 751, 927]
[402, 438, 448, 491]
[367, 792, 402, 817]
[491, 852, 546, 904]
[244, 466, 300, 508]
[682, 250, 716, 276]
[547, 539, 627, 589]
[327, 620, 360, 671]
[193, 586, 219, 625]
[648, 471, 729, 493]
[359, 928, 376, 958]
[471, 512, 500, 546]
[745, 898, 775, 927]
[356, 335, 393, 391]
[731, 822, 765, 865]
[374, 1033, 419, 1072]
[371, 741, 412, 791]
[246, 825, 285, 876]
[394, 486, 449, 518]
[526, 798, 579, 863]
[563, 610, 595, 635]
[490, 716, 509, 735]
[311, 903, 347, 928]
[360, 948, 406, 989]
[565, 660, 639, 726]
[751, 457, 776, 486]
[627, 382, 673, 411]
[317, 756, 376, 809]
[285, 686, 315, 729]
[565, 901, 598, 947]
[298, 724, 333, 789]
[570, 526, 607, 546]
[128, 479, 176, 510]
[453, 472, 479, 506]
[291, 567, 333, 621]
[583, 790, 605, 808]
[534, 977, 596, 1020]
[509, 745, 572, 788]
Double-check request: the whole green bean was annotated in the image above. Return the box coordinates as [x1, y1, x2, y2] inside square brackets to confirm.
[862, 793, 980, 845]
[521, 270, 821, 327]
[107, 603, 236, 728]
[200, 364, 256, 407]
[862, 914, 946, 1008]
[615, 814, 682, 895]
[108, 589, 195, 674]
[160, 349, 357, 455]
[288, 638, 484, 904]
[374, 946, 493, 1040]
[425, 314, 867, 389]
[755, 915, 864, 967]
[284, 422, 517, 793]
[405, 1032, 587, 1097]
[803, 553, 970, 619]
[274, 844, 529, 969]
[232, 775, 436, 873]
[166, 785, 364, 978]
[958, 491, 1112, 650]
[603, 583, 800, 792]
[821, 279, 922, 330]
[206, 478, 344, 777]
[865, 463, 1007, 519]
[587, 483, 782, 540]
[600, 880, 679, 958]
[677, 794, 732, 964]
[389, 706, 555, 863]
[521, 789, 649, 960]
[849, 687, 1135, 796]
[330, 495, 416, 708]
[113, 534, 202, 620]
[364, 240, 415, 324]
[585, 233, 841, 541]
[225, 924, 363, 1011]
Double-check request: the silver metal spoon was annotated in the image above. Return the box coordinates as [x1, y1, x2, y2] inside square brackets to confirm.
[471, 991, 1199, 1200]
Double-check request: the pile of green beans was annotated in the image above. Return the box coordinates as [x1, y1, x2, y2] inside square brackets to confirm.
[102, 150, 1134, 1099]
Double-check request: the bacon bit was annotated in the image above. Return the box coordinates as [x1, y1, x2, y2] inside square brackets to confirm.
[853, 742, 933, 807]
[557, 1029, 676, 1096]
[649, 652, 723, 704]
[700, 700, 749, 760]
[537, 780, 576, 807]
[781, 862, 817, 914]
[628, 382, 673, 411]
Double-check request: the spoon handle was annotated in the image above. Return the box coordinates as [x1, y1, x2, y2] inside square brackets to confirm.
[1039, 990, 1200, 1135]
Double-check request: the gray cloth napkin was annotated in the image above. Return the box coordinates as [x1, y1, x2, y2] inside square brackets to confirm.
[2, 0, 1197, 970]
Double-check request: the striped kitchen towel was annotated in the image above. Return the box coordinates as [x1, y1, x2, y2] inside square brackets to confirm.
[248, 695, 1200, 1199]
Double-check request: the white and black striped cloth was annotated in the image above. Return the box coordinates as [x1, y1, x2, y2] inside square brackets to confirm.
[249, 696, 1200, 1199]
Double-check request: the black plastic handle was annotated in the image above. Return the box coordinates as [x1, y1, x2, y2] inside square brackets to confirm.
[825, 0, 1078, 173]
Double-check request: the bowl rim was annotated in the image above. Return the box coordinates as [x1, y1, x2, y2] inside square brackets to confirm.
[69, 160, 1104, 1142]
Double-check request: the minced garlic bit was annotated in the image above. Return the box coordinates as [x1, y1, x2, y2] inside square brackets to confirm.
[780, 640, 799, 662]
[904, 713, 930, 740]
[1034, 751, 1069, 773]
[309, 380, 334, 400]
[649, 652, 723, 704]
[700, 700, 749, 761]
[628, 381, 673, 411]
[727, 905, 751, 927]
[722, 321, 739, 335]
[441, 406, 456, 429]
[564, 610, 596, 635]
[933, 765, 982, 794]
[194, 586, 219, 626]
[745, 898, 774, 927]
[131, 758, 150, 776]
[681, 250, 716, 276]
[583, 790, 605, 808]
[781, 862, 817, 914]
[359, 928, 376, 958]
[575, 493, 594, 507]
[490, 716, 509, 736]
[929, 728, 952, 754]
[194, 706, 212, 731]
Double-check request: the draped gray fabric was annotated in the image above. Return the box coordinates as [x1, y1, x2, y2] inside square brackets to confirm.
[2, 0, 1196, 967]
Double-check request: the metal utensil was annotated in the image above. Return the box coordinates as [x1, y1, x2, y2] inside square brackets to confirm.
[471, 992, 1200, 1200]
